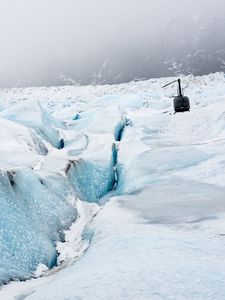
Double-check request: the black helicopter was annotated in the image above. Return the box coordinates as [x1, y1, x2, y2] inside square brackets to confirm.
[162, 78, 190, 113]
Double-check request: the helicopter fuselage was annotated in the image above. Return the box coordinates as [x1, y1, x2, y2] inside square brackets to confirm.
[173, 95, 190, 113]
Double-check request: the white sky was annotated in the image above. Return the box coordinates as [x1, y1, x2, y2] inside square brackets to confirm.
[0, 0, 224, 87]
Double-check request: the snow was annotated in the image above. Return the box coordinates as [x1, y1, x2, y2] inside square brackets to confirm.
[1, 72, 225, 299]
[0, 100, 65, 149]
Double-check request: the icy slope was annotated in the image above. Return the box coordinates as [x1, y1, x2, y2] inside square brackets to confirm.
[1, 72, 225, 299]
[0, 83, 122, 283]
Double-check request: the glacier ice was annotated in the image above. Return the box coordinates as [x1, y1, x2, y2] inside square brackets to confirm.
[0, 168, 77, 284]
[1, 73, 225, 299]
[67, 159, 115, 203]
[0, 100, 65, 149]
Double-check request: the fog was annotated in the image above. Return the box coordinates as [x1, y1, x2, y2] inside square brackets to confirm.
[0, 0, 225, 87]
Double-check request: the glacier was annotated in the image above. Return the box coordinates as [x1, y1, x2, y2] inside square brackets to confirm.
[1, 73, 225, 299]
[0, 166, 77, 284]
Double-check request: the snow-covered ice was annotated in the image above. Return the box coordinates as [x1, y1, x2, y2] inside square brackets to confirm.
[1, 73, 225, 299]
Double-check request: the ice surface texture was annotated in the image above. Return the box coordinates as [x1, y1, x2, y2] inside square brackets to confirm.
[67, 159, 115, 203]
[2, 73, 225, 299]
[0, 169, 76, 284]
[0, 92, 117, 283]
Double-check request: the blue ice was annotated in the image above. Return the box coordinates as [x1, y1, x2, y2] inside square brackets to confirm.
[0, 168, 77, 284]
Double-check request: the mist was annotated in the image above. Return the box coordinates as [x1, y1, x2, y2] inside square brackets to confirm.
[0, 0, 225, 88]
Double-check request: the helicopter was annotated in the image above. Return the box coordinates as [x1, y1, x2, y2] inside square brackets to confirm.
[162, 78, 190, 113]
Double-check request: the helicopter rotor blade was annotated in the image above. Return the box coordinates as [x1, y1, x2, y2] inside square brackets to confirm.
[162, 79, 179, 89]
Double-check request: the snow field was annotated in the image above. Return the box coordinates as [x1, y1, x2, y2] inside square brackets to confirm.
[1, 72, 225, 299]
